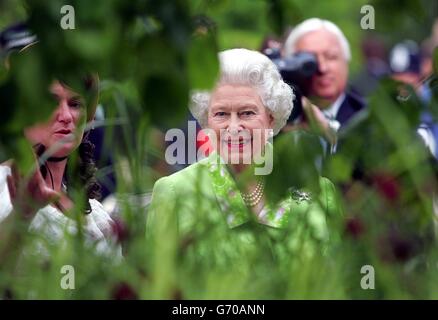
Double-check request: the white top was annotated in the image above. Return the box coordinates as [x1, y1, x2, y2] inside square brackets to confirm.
[0, 165, 121, 257]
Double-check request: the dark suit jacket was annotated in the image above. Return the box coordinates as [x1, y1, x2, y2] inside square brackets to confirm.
[336, 91, 367, 128]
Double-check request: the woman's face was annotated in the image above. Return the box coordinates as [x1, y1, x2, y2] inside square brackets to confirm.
[24, 81, 86, 158]
[207, 84, 274, 164]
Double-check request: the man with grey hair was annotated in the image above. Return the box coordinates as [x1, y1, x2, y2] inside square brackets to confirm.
[284, 18, 366, 150]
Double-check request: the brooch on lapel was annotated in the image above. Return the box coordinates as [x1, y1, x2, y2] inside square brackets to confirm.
[290, 188, 312, 204]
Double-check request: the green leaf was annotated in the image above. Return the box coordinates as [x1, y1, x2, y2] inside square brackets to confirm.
[187, 28, 219, 90]
[141, 73, 189, 128]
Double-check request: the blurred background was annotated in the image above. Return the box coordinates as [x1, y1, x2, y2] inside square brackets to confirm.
[0, 0, 438, 300]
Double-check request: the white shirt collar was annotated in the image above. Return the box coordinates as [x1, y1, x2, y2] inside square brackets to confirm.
[322, 93, 346, 120]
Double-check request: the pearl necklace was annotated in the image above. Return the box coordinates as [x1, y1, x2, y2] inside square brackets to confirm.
[241, 179, 265, 207]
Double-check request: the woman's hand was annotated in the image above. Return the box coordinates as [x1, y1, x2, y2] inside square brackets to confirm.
[6, 160, 60, 220]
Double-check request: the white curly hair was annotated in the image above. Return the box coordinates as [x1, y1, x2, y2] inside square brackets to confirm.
[283, 18, 351, 61]
[190, 48, 294, 136]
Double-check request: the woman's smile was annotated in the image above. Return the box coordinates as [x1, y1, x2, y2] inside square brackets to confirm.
[224, 136, 253, 151]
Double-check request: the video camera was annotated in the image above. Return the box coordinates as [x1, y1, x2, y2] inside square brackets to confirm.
[263, 47, 318, 122]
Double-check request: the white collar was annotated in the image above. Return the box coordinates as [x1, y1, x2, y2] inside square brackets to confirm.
[322, 93, 346, 120]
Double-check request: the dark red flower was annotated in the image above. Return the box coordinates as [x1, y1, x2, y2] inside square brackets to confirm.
[111, 282, 138, 300]
[372, 173, 400, 203]
[172, 288, 184, 300]
[391, 238, 413, 262]
[378, 231, 416, 263]
[345, 216, 365, 239]
[111, 217, 130, 244]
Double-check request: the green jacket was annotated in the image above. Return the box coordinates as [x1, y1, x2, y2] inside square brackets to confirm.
[145, 152, 343, 297]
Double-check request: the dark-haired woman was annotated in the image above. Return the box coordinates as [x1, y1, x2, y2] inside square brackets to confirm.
[0, 79, 119, 257]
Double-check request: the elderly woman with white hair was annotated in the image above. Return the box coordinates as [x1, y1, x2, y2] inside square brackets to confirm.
[146, 49, 341, 291]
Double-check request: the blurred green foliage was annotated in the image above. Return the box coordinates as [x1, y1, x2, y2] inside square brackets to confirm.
[0, 0, 437, 299]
